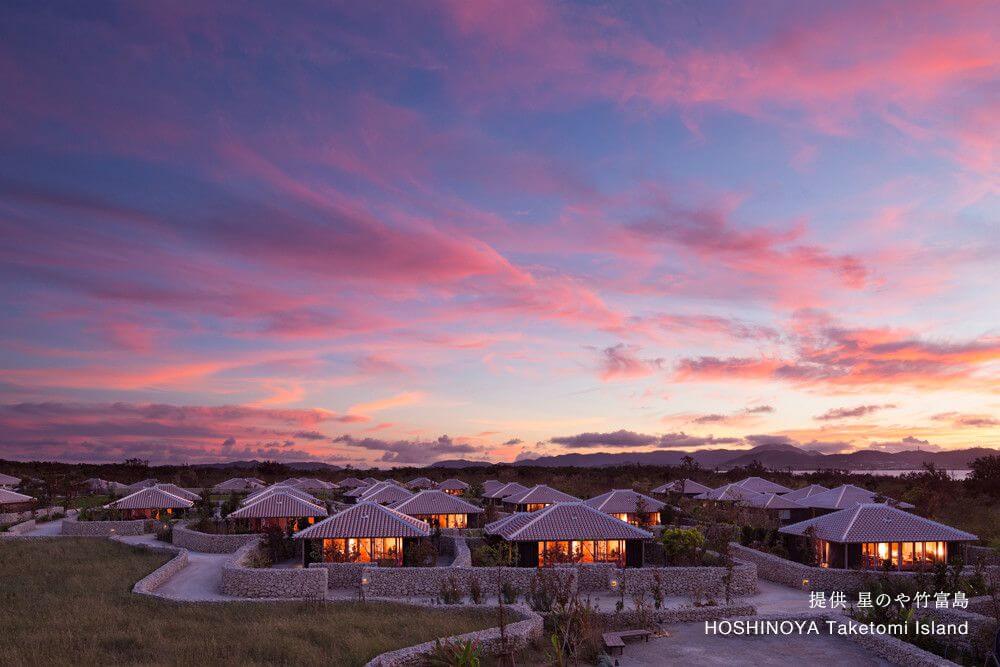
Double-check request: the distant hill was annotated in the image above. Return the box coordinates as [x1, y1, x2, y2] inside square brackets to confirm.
[512, 446, 995, 470]
[428, 459, 494, 469]
[189, 460, 341, 471]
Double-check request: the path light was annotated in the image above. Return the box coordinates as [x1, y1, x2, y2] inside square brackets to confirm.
[361, 576, 369, 586]
[801, 578, 809, 589]
[610, 578, 619, 590]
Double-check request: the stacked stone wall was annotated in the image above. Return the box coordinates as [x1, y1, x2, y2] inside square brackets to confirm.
[220, 540, 327, 599]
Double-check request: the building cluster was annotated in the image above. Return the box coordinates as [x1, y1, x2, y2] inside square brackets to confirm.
[0, 469, 980, 574]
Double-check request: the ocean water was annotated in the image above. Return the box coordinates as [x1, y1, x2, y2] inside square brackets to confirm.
[792, 469, 972, 480]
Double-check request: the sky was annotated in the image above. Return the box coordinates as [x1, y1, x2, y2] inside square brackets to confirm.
[0, 1, 997, 466]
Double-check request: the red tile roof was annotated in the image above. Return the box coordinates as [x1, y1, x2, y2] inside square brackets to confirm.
[485, 503, 653, 541]
[0, 472, 22, 486]
[744, 492, 804, 510]
[733, 476, 793, 494]
[0, 488, 34, 505]
[651, 479, 712, 495]
[584, 489, 665, 514]
[406, 477, 435, 489]
[780, 503, 977, 543]
[243, 485, 321, 506]
[125, 478, 159, 493]
[696, 484, 766, 502]
[228, 491, 328, 519]
[482, 480, 503, 496]
[294, 501, 430, 539]
[797, 484, 914, 510]
[360, 482, 414, 505]
[337, 477, 368, 489]
[780, 484, 829, 502]
[154, 483, 201, 502]
[504, 485, 579, 505]
[108, 487, 193, 510]
[289, 477, 338, 491]
[391, 490, 483, 516]
[436, 478, 469, 491]
[212, 477, 265, 492]
[485, 482, 528, 499]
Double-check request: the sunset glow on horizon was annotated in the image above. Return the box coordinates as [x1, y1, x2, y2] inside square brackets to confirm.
[0, 1, 997, 466]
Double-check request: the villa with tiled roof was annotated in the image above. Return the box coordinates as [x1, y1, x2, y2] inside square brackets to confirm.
[732, 476, 793, 494]
[406, 477, 435, 490]
[153, 483, 201, 502]
[436, 478, 470, 496]
[212, 477, 265, 494]
[483, 481, 529, 503]
[391, 490, 483, 529]
[243, 484, 322, 506]
[336, 476, 368, 489]
[227, 490, 328, 531]
[779, 504, 977, 570]
[0, 472, 21, 489]
[583, 489, 665, 526]
[295, 501, 430, 566]
[780, 484, 830, 502]
[743, 492, 808, 524]
[695, 484, 766, 503]
[502, 484, 580, 512]
[358, 481, 413, 506]
[797, 484, 914, 514]
[485, 502, 652, 567]
[106, 487, 193, 519]
[651, 478, 712, 497]
[0, 488, 36, 511]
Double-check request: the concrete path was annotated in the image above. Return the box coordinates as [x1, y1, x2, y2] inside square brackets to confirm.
[618, 621, 892, 666]
[582, 579, 818, 616]
[20, 518, 66, 536]
[155, 551, 232, 601]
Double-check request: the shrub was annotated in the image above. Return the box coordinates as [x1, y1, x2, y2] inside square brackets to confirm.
[527, 570, 573, 612]
[155, 524, 173, 543]
[404, 538, 438, 567]
[427, 638, 481, 667]
[661, 527, 705, 565]
[468, 577, 483, 605]
[244, 547, 273, 569]
[262, 526, 294, 563]
[439, 574, 464, 605]
[501, 580, 520, 605]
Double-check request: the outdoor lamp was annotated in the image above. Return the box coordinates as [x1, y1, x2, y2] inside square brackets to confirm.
[610, 579, 619, 589]
[361, 577, 369, 586]
[801, 578, 809, 588]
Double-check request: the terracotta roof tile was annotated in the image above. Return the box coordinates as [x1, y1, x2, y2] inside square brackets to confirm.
[108, 487, 193, 510]
[651, 479, 712, 495]
[360, 482, 413, 505]
[583, 489, 665, 514]
[212, 477, 265, 492]
[780, 484, 830, 502]
[0, 472, 22, 486]
[406, 477, 435, 489]
[485, 482, 528, 499]
[243, 485, 320, 506]
[294, 501, 430, 539]
[485, 503, 652, 541]
[0, 488, 34, 505]
[797, 484, 914, 510]
[733, 476, 793, 494]
[436, 478, 469, 491]
[744, 492, 804, 510]
[154, 484, 201, 502]
[503, 485, 579, 505]
[391, 490, 483, 516]
[696, 484, 766, 502]
[780, 504, 977, 543]
[337, 477, 367, 489]
[228, 491, 328, 519]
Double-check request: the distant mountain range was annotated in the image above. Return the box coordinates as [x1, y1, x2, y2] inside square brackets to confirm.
[182, 445, 996, 472]
[506, 444, 997, 470]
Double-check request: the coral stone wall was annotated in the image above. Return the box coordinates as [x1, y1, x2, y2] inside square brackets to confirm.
[363, 604, 543, 667]
[172, 522, 261, 553]
[361, 565, 576, 599]
[620, 561, 758, 597]
[1, 506, 65, 525]
[730, 544, 920, 594]
[220, 541, 328, 599]
[61, 516, 147, 536]
[308, 562, 369, 589]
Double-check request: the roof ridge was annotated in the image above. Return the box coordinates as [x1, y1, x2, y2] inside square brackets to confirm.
[838, 503, 864, 542]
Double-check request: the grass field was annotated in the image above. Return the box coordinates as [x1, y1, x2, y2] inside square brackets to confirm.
[0, 538, 497, 666]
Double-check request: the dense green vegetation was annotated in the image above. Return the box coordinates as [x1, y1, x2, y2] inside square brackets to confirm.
[0, 539, 497, 666]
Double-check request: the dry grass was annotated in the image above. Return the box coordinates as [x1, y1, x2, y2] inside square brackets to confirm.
[0, 538, 497, 666]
